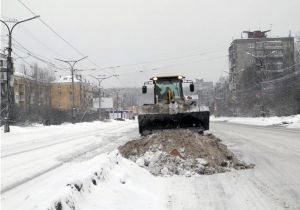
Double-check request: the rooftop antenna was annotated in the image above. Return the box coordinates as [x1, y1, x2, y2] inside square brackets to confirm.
[269, 24, 273, 37]
[289, 30, 292, 37]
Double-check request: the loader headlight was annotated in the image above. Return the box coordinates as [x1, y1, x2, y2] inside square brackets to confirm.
[178, 75, 183, 80]
[153, 77, 158, 81]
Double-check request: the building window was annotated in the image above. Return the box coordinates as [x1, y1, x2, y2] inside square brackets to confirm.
[256, 42, 263, 49]
[256, 51, 264, 57]
[273, 50, 283, 57]
[275, 62, 283, 69]
[248, 43, 255, 49]
[264, 41, 283, 49]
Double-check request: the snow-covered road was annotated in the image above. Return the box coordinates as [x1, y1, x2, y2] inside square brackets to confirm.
[163, 122, 300, 210]
[1, 120, 138, 194]
[1, 120, 300, 210]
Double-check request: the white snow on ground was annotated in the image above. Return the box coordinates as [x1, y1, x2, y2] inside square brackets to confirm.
[1, 120, 138, 192]
[211, 114, 300, 129]
[0, 120, 139, 209]
[1, 120, 300, 210]
[3, 150, 166, 210]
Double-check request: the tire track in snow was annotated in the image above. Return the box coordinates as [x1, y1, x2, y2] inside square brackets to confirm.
[1, 123, 134, 158]
[2, 139, 108, 194]
[252, 178, 291, 209]
[166, 195, 173, 209]
[212, 121, 300, 134]
[1, 163, 63, 193]
[1, 123, 138, 194]
[211, 122, 300, 209]
[2, 136, 118, 193]
[1, 135, 91, 158]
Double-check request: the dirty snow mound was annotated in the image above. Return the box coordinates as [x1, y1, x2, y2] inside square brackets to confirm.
[119, 129, 254, 176]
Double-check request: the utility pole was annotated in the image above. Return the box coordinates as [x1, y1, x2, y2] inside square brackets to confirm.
[1, 15, 40, 132]
[116, 91, 119, 118]
[246, 51, 275, 117]
[111, 89, 122, 119]
[89, 74, 119, 120]
[55, 56, 87, 123]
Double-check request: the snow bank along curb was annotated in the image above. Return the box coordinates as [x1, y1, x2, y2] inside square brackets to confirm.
[211, 115, 300, 129]
[44, 150, 163, 210]
[46, 151, 120, 210]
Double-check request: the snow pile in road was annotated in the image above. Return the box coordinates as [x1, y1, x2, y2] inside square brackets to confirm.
[26, 151, 164, 210]
[133, 149, 219, 176]
[211, 114, 300, 129]
[119, 129, 254, 176]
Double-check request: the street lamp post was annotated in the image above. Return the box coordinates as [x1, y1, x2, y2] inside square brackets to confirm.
[1, 16, 40, 132]
[116, 91, 119, 118]
[111, 89, 122, 119]
[89, 74, 119, 120]
[55, 56, 88, 123]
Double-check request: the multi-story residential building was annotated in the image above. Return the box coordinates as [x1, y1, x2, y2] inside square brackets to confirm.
[14, 72, 51, 114]
[229, 30, 295, 95]
[51, 76, 81, 111]
[51, 75, 97, 112]
[228, 30, 296, 116]
[1, 68, 99, 123]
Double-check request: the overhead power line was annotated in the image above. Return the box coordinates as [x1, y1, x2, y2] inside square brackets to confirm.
[109, 49, 225, 70]
[15, 0, 231, 78]
[16, 0, 84, 57]
[12, 51, 32, 66]
[119, 54, 228, 77]
[16, 0, 107, 72]
[262, 71, 299, 84]
[2, 36, 67, 70]
[16, 0, 229, 76]
[17, 24, 68, 60]
[13, 41, 66, 70]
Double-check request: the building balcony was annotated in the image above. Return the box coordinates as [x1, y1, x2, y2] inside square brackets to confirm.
[264, 46, 283, 50]
[15, 95, 25, 103]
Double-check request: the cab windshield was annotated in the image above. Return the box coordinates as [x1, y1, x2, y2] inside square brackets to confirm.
[155, 80, 182, 101]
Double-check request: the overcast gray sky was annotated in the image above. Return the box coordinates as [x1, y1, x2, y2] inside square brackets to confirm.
[1, 0, 299, 87]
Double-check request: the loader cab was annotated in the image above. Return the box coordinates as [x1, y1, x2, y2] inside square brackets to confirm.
[152, 76, 184, 104]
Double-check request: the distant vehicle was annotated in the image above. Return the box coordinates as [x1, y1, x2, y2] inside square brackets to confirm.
[138, 75, 209, 135]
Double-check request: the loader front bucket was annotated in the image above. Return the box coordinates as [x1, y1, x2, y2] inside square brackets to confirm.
[138, 111, 209, 135]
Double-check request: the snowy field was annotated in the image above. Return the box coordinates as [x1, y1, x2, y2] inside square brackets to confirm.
[1, 119, 300, 210]
[211, 114, 300, 129]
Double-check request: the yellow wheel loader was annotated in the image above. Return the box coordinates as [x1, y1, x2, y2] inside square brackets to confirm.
[138, 75, 210, 135]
